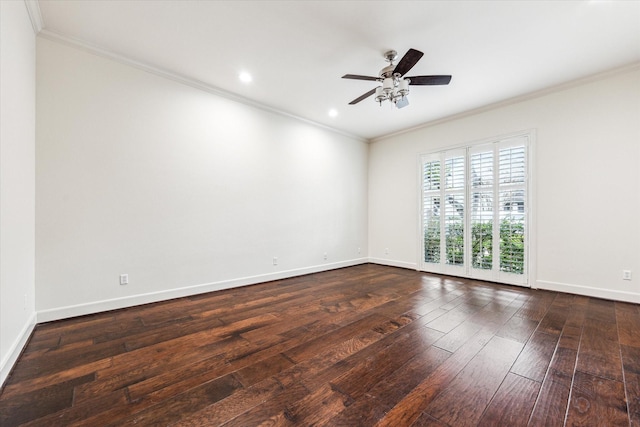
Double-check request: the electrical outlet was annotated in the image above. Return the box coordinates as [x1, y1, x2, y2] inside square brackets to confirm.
[623, 270, 632, 281]
[119, 274, 129, 285]
[273, 257, 278, 266]
[358, 247, 361, 255]
[324, 252, 328, 260]
[385, 248, 389, 255]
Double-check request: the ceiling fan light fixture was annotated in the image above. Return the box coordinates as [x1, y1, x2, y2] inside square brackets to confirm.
[382, 77, 394, 94]
[375, 87, 386, 104]
[398, 78, 409, 97]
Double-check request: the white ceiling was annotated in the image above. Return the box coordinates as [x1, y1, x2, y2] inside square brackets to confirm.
[36, 0, 640, 140]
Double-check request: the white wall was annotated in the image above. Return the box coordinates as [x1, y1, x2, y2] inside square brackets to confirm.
[0, 1, 37, 384]
[36, 38, 368, 320]
[369, 66, 640, 303]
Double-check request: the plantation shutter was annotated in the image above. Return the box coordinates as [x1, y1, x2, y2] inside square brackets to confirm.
[469, 147, 494, 271]
[420, 133, 530, 286]
[443, 151, 465, 269]
[422, 157, 441, 264]
[498, 140, 527, 277]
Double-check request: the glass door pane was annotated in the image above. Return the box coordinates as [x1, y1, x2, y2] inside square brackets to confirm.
[470, 148, 494, 273]
[443, 154, 465, 272]
[444, 194, 464, 266]
[471, 191, 493, 270]
[422, 159, 441, 265]
[499, 189, 525, 274]
[423, 195, 441, 264]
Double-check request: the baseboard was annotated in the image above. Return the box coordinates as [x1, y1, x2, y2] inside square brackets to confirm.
[536, 280, 640, 304]
[1, 312, 37, 388]
[367, 257, 418, 271]
[37, 258, 370, 323]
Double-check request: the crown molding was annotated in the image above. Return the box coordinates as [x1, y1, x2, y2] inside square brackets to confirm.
[37, 29, 367, 143]
[23, 0, 43, 34]
[371, 61, 640, 143]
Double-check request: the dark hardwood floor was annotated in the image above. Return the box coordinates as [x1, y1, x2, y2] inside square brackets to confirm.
[1, 264, 639, 426]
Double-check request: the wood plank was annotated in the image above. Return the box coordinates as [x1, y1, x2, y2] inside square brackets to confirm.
[621, 344, 640, 426]
[576, 318, 623, 382]
[620, 343, 640, 376]
[325, 346, 451, 426]
[625, 371, 640, 427]
[282, 313, 389, 363]
[527, 366, 573, 427]
[274, 329, 383, 389]
[425, 304, 483, 333]
[0, 374, 94, 426]
[528, 322, 582, 427]
[298, 318, 440, 394]
[514, 291, 557, 322]
[564, 295, 588, 328]
[616, 301, 640, 348]
[0, 358, 112, 399]
[171, 378, 285, 426]
[20, 389, 128, 427]
[496, 315, 538, 343]
[421, 336, 523, 426]
[217, 382, 309, 427]
[375, 328, 496, 427]
[536, 293, 572, 335]
[106, 373, 244, 426]
[73, 335, 246, 402]
[432, 320, 482, 353]
[273, 384, 351, 426]
[235, 353, 293, 387]
[433, 299, 521, 353]
[410, 412, 450, 426]
[510, 330, 559, 382]
[329, 326, 443, 400]
[5, 339, 126, 383]
[476, 372, 540, 426]
[565, 370, 628, 426]
[125, 353, 232, 403]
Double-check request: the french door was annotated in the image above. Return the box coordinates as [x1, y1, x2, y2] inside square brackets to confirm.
[420, 134, 530, 286]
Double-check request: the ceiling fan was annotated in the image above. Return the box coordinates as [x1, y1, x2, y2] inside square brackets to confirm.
[342, 48, 452, 109]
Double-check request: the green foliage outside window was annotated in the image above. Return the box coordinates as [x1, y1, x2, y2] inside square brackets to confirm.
[445, 223, 464, 265]
[472, 222, 492, 269]
[424, 219, 524, 274]
[423, 219, 440, 263]
[500, 218, 524, 274]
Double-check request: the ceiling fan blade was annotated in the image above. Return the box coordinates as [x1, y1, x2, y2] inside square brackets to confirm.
[349, 88, 377, 105]
[342, 74, 379, 81]
[406, 75, 452, 85]
[393, 48, 424, 77]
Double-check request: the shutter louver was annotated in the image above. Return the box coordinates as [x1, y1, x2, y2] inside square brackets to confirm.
[498, 145, 526, 275]
[423, 160, 441, 263]
[499, 147, 526, 184]
[444, 155, 465, 266]
[445, 194, 464, 265]
[470, 150, 494, 270]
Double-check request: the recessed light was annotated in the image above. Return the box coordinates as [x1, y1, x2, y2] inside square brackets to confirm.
[328, 109, 338, 118]
[239, 72, 252, 83]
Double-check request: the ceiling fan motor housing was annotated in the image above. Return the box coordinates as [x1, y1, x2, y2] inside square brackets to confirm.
[379, 64, 396, 79]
